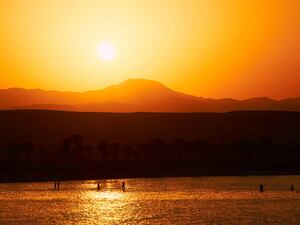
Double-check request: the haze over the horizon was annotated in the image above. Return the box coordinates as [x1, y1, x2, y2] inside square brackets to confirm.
[0, 0, 300, 99]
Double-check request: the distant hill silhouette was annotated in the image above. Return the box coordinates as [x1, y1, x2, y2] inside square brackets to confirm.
[1, 79, 300, 112]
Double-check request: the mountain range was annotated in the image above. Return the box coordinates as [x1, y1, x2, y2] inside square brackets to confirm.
[0, 79, 300, 112]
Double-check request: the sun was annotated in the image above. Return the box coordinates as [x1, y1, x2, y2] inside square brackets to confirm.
[97, 42, 116, 62]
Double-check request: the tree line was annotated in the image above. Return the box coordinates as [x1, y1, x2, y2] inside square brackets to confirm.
[1, 135, 300, 165]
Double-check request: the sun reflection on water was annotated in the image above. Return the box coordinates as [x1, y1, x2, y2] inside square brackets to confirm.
[74, 180, 134, 224]
[89, 190, 124, 201]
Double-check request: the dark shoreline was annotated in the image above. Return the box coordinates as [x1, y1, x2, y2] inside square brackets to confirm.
[1, 165, 300, 183]
[1, 110, 300, 184]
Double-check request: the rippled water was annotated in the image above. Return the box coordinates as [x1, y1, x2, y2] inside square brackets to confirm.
[1, 176, 300, 224]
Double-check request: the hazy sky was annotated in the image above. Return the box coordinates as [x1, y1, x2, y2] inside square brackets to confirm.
[0, 0, 299, 99]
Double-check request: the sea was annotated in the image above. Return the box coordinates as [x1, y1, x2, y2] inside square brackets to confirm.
[1, 176, 300, 224]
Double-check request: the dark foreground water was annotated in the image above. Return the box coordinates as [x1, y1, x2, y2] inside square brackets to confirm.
[0, 176, 300, 224]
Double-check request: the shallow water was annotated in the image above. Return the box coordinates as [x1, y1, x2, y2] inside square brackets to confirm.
[0, 176, 300, 224]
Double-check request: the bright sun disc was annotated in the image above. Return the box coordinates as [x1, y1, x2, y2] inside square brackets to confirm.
[97, 42, 116, 62]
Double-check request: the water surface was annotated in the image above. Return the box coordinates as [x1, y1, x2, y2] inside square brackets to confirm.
[1, 176, 300, 224]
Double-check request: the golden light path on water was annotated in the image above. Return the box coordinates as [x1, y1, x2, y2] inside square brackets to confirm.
[1, 177, 300, 224]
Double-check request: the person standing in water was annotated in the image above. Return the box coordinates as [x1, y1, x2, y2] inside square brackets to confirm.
[97, 181, 100, 191]
[122, 181, 125, 191]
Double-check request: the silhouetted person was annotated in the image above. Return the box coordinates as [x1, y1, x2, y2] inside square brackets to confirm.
[54, 181, 57, 190]
[291, 184, 294, 192]
[122, 181, 125, 191]
[97, 182, 100, 191]
[260, 184, 264, 192]
[57, 181, 60, 190]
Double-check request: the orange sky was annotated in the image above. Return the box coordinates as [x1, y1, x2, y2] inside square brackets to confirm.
[0, 0, 299, 99]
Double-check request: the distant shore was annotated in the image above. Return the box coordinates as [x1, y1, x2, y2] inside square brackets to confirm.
[1, 110, 300, 183]
[1, 163, 300, 183]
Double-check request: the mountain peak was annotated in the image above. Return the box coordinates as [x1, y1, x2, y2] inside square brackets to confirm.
[118, 78, 169, 90]
[93, 78, 188, 104]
